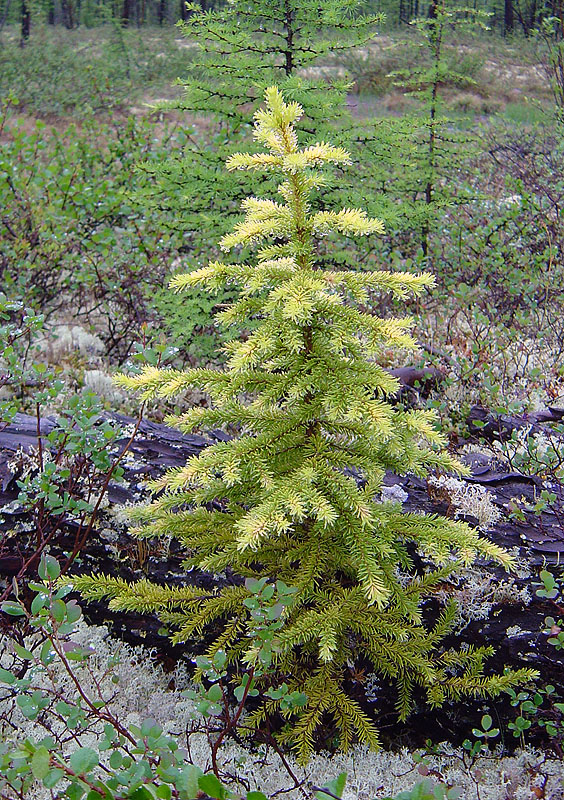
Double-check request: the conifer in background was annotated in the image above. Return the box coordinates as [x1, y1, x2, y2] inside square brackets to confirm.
[139, 0, 381, 359]
[75, 89, 535, 763]
[362, 0, 490, 263]
[140, 0, 381, 250]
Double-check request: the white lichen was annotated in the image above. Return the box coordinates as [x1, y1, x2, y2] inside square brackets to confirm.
[1, 621, 562, 800]
[380, 484, 409, 505]
[433, 564, 532, 627]
[83, 369, 125, 404]
[39, 325, 105, 362]
[428, 475, 502, 530]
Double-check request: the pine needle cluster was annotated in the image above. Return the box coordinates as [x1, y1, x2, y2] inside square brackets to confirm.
[74, 88, 536, 763]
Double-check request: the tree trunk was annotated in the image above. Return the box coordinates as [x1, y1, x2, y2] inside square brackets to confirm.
[20, 0, 30, 46]
[61, 0, 76, 29]
[504, 0, 514, 34]
[0, 0, 13, 33]
[528, 0, 537, 34]
[555, 0, 564, 37]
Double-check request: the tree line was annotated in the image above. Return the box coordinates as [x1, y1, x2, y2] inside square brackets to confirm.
[2, 0, 564, 41]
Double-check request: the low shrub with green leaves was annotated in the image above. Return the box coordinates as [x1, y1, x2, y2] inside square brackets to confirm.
[0, 25, 191, 118]
[72, 88, 536, 762]
[0, 293, 129, 594]
[0, 560, 463, 800]
[0, 100, 186, 362]
[0, 558, 271, 800]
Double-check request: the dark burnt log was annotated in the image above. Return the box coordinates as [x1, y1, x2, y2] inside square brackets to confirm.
[387, 366, 445, 403]
[1, 408, 564, 565]
[467, 404, 564, 442]
[0, 408, 563, 749]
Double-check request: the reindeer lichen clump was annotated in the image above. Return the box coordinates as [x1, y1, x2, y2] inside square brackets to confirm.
[74, 88, 535, 763]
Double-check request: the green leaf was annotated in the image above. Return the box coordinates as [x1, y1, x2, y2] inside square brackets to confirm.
[213, 650, 227, 669]
[289, 691, 307, 707]
[207, 683, 223, 702]
[129, 788, 156, 800]
[39, 555, 61, 581]
[40, 640, 55, 665]
[0, 667, 16, 684]
[31, 593, 49, 614]
[141, 717, 162, 737]
[540, 569, 556, 588]
[66, 600, 82, 623]
[69, 747, 99, 775]
[44, 768, 65, 788]
[315, 773, 347, 800]
[66, 782, 87, 799]
[198, 773, 226, 799]
[177, 764, 203, 798]
[31, 746, 51, 780]
[1, 601, 26, 616]
[13, 642, 34, 660]
[50, 598, 67, 623]
[266, 603, 284, 620]
[261, 585, 275, 601]
[245, 577, 265, 594]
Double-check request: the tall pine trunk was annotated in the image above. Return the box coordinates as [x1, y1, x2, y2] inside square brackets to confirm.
[20, 0, 30, 46]
[504, 0, 514, 34]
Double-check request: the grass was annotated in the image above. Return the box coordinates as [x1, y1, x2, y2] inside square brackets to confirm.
[503, 100, 548, 125]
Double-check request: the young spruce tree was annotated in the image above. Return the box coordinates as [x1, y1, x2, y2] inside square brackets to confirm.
[364, 0, 490, 265]
[75, 89, 535, 763]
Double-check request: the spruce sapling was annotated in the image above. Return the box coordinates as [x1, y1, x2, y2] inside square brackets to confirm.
[75, 88, 537, 763]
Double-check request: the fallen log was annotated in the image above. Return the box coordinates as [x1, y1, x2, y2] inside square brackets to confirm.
[0, 410, 562, 749]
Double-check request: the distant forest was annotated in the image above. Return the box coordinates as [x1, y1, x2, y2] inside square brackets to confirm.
[1, 0, 564, 42]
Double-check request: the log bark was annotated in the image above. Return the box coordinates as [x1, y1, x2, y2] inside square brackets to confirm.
[0, 409, 562, 745]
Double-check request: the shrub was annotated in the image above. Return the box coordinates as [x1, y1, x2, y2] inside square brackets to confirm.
[0, 26, 192, 118]
[0, 102, 186, 362]
[0, 293, 129, 595]
[0, 564, 463, 800]
[0, 561, 265, 800]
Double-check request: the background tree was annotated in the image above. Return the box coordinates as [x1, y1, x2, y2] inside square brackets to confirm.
[352, 0, 490, 277]
[135, 0, 381, 361]
[20, 0, 29, 43]
[140, 0, 382, 246]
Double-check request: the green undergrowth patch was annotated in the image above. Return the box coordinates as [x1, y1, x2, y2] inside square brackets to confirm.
[0, 24, 190, 118]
